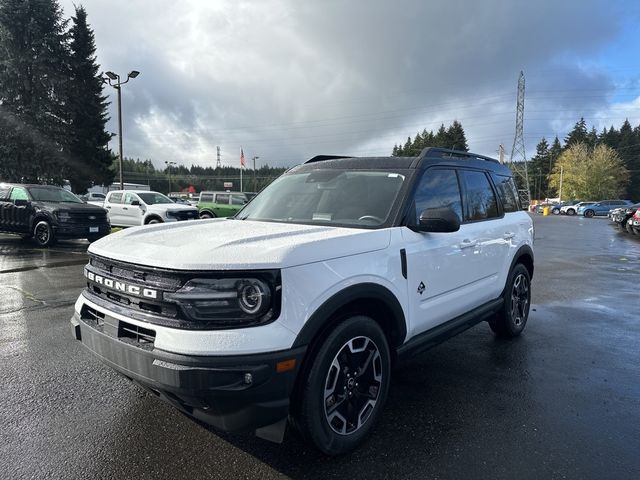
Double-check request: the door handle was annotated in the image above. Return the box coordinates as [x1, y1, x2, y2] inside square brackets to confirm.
[122, 207, 128, 210]
[459, 239, 477, 249]
[503, 232, 515, 240]
[105, 206, 111, 209]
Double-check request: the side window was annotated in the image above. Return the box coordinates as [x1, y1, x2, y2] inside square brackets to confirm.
[460, 170, 499, 221]
[108, 193, 123, 204]
[10, 187, 29, 201]
[413, 169, 462, 223]
[215, 193, 230, 204]
[200, 193, 213, 203]
[0, 185, 12, 200]
[231, 194, 246, 205]
[490, 174, 519, 213]
[124, 193, 138, 204]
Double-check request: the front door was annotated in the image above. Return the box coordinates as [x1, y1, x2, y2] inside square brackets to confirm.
[9, 186, 31, 233]
[122, 193, 144, 226]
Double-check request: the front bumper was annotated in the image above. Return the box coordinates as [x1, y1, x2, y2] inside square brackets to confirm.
[70, 311, 305, 432]
[56, 222, 111, 238]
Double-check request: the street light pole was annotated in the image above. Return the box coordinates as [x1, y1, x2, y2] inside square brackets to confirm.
[252, 156, 259, 192]
[165, 161, 176, 193]
[102, 70, 140, 190]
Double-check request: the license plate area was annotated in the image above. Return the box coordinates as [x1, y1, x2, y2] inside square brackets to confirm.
[80, 304, 156, 349]
[89, 226, 99, 233]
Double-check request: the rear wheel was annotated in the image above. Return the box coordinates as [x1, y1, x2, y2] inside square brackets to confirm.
[566, 209, 575, 216]
[584, 209, 595, 218]
[552, 208, 560, 215]
[490, 264, 531, 338]
[199, 211, 215, 219]
[294, 316, 391, 455]
[33, 220, 56, 247]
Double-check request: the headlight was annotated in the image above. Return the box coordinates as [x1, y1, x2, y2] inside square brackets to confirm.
[165, 210, 176, 218]
[164, 273, 280, 326]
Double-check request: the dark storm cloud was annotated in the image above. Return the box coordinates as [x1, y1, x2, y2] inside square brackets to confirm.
[61, 0, 637, 167]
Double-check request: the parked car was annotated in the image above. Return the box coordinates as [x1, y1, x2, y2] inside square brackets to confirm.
[578, 200, 632, 218]
[627, 208, 640, 234]
[609, 203, 640, 228]
[104, 190, 199, 227]
[197, 191, 248, 218]
[79, 192, 107, 207]
[0, 183, 110, 246]
[560, 201, 592, 216]
[70, 147, 534, 455]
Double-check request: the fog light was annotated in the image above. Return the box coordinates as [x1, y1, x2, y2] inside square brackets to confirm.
[244, 373, 253, 385]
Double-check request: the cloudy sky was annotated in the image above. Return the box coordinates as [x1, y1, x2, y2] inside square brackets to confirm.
[59, 0, 640, 170]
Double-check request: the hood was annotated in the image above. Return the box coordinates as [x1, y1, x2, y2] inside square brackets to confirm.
[149, 203, 197, 211]
[88, 219, 391, 270]
[34, 201, 106, 214]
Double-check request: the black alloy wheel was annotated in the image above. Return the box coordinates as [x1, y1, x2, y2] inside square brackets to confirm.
[294, 316, 390, 455]
[490, 264, 531, 338]
[33, 220, 56, 247]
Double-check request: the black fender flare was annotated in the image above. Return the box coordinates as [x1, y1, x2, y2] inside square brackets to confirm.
[509, 244, 534, 279]
[291, 282, 407, 349]
[144, 214, 163, 224]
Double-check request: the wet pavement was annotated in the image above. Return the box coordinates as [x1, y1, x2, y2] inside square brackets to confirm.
[1, 216, 639, 479]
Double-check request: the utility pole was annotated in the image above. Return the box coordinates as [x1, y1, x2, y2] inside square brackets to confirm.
[509, 71, 531, 207]
[558, 166, 564, 202]
[165, 161, 176, 193]
[252, 156, 259, 192]
[216, 146, 221, 169]
[102, 70, 140, 190]
[498, 144, 505, 163]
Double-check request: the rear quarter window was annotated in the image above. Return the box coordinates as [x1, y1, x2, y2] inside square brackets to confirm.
[108, 193, 123, 204]
[200, 193, 213, 202]
[460, 170, 499, 221]
[490, 174, 520, 213]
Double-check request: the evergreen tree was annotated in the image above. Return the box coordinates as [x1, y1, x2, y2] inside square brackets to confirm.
[618, 119, 640, 200]
[564, 117, 588, 146]
[586, 126, 598, 147]
[530, 137, 551, 198]
[67, 5, 113, 193]
[434, 124, 449, 147]
[446, 120, 468, 151]
[0, 0, 70, 183]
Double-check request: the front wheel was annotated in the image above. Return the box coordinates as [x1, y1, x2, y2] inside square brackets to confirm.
[293, 316, 391, 455]
[199, 211, 215, 219]
[584, 209, 595, 218]
[566, 209, 575, 216]
[552, 208, 560, 215]
[490, 264, 531, 338]
[33, 220, 56, 247]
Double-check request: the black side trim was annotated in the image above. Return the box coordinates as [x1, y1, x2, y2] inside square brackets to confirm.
[400, 249, 407, 279]
[509, 244, 534, 281]
[396, 297, 503, 360]
[292, 283, 407, 348]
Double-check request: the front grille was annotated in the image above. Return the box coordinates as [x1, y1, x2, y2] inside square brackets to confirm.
[169, 210, 198, 221]
[63, 211, 109, 225]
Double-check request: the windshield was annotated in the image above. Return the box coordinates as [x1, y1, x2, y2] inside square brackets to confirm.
[27, 187, 83, 203]
[237, 169, 406, 227]
[137, 192, 174, 205]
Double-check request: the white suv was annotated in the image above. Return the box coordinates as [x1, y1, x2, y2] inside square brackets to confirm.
[104, 190, 199, 227]
[71, 148, 534, 455]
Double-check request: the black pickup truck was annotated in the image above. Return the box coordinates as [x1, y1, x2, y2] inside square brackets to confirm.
[0, 183, 110, 247]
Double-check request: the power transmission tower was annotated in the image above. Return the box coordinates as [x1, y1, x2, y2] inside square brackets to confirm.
[509, 71, 531, 206]
[216, 146, 221, 168]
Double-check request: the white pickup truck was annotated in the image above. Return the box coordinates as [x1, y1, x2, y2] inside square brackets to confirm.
[103, 190, 199, 227]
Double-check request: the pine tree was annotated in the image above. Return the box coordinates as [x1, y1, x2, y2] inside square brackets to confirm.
[446, 120, 468, 151]
[530, 138, 551, 198]
[67, 5, 113, 192]
[564, 117, 588, 146]
[618, 119, 640, 200]
[0, 0, 70, 183]
[434, 124, 449, 147]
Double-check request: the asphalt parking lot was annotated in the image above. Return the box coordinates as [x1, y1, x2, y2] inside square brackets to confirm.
[1, 215, 639, 480]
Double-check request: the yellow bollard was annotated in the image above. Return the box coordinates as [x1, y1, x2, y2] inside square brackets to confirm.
[543, 206, 550, 216]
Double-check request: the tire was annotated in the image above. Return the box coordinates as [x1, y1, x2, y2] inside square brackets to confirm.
[625, 221, 634, 234]
[566, 209, 575, 216]
[33, 220, 56, 247]
[293, 316, 391, 456]
[199, 211, 215, 219]
[489, 264, 531, 338]
[584, 209, 595, 218]
[146, 217, 163, 224]
[552, 208, 560, 215]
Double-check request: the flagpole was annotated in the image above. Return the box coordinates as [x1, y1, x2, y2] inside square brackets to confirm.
[240, 166, 243, 192]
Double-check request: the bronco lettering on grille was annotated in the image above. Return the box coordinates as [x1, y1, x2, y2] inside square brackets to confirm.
[85, 270, 158, 299]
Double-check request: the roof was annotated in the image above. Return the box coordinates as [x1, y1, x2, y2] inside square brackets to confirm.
[300, 147, 512, 176]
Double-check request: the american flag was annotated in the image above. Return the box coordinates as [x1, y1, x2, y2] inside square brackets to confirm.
[240, 148, 246, 168]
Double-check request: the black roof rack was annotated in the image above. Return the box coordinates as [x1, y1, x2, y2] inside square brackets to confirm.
[305, 155, 353, 164]
[413, 147, 500, 166]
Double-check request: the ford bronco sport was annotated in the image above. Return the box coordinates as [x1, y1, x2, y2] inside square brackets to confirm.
[71, 148, 534, 455]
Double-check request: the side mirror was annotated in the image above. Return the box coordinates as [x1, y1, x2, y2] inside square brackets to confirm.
[131, 200, 141, 206]
[414, 207, 460, 233]
[15, 199, 30, 207]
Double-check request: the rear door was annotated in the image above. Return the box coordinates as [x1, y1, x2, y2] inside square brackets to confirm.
[214, 193, 231, 217]
[9, 186, 31, 233]
[0, 185, 13, 232]
[105, 192, 124, 226]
